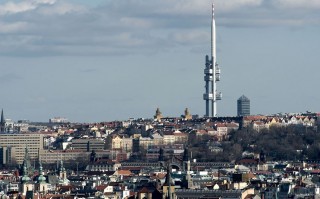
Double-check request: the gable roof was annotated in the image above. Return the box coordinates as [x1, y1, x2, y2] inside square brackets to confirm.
[116, 170, 132, 176]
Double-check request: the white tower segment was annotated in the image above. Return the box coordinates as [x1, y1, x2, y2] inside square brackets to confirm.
[203, 2, 222, 117]
[211, 3, 216, 67]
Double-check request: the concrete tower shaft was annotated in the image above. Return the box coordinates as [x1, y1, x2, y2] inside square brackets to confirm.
[203, 2, 222, 117]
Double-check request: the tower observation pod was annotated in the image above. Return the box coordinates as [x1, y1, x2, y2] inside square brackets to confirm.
[203, 2, 222, 117]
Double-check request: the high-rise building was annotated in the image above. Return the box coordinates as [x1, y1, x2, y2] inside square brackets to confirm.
[237, 95, 250, 116]
[0, 133, 44, 164]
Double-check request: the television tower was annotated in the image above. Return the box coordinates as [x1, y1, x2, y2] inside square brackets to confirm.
[203, 2, 222, 117]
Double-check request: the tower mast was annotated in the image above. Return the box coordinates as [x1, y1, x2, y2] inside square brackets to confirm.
[204, 2, 221, 117]
[211, 3, 217, 117]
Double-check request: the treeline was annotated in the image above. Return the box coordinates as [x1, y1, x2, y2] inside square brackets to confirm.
[190, 125, 320, 162]
[229, 125, 320, 161]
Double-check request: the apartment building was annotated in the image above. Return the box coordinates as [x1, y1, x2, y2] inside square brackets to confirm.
[71, 138, 105, 151]
[0, 133, 44, 164]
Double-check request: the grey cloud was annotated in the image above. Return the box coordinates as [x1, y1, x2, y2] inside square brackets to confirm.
[0, 73, 22, 84]
[0, 0, 319, 57]
[81, 68, 98, 73]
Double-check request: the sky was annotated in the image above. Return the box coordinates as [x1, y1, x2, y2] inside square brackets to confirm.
[0, 0, 319, 122]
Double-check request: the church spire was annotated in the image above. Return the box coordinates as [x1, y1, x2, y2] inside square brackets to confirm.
[1, 109, 4, 123]
[38, 162, 46, 183]
[21, 146, 32, 176]
[183, 147, 189, 162]
[164, 164, 174, 186]
[163, 164, 174, 199]
[21, 165, 31, 184]
[159, 148, 164, 162]
[0, 109, 5, 132]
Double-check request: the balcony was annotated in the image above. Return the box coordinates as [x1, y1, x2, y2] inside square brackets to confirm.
[215, 63, 221, 74]
[216, 92, 222, 100]
[204, 76, 213, 81]
[216, 74, 220, 81]
[203, 93, 213, 100]
[204, 68, 213, 75]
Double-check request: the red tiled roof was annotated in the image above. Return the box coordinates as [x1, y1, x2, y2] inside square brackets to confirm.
[225, 123, 239, 128]
[244, 116, 267, 121]
[117, 170, 132, 176]
[216, 123, 226, 127]
[310, 169, 320, 174]
[196, 130, 208, 134]
[96, 185, 108, 191]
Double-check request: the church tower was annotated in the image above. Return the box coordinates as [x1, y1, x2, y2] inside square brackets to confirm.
[36, 162, 49, 194]
[182, 147, 193, 189]
[0, 109, 5, 132]
[58, 160, 69, 185]
[159, 148, 165, 162]
[20, 146, 33, 176]
[21, 165, 34, 195]
[259, 149, 266, 163]
[162, 164, 176, 199]
[154, 108, 163, 122]
[184, 108, 192, 120]
[182, 147, 190, 172]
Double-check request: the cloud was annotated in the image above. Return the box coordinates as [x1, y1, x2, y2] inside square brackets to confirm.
[0, 73, 22, 85]
[271, 0, 320, 9]
[37, 1, 86, 15]
[33, 0, 56, 4]
[217, 0, 263, 11]
[0, 0, 56, 15]
[171, 30, 209, 45]
[26, 96, 47, 103]
[119, 17, 151, 29]
[0, 0, 319, 57]
[0, 22, 28, 33]
[0, 2, 36, 15]
[81, 68, 98, 73]
[216, 0, 320, 27]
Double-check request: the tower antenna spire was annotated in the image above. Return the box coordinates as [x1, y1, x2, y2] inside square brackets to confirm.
[212, 2, 215, 18]
[203, 2, 222, 117]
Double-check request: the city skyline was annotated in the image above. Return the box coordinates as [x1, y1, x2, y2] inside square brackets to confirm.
[0, 0, 319, 122]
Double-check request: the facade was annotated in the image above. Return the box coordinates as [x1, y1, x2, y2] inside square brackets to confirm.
[4, 119, 14, 133]
[39, 150, 113, 164]
[0, 146, 16, 165]
[139, 137, 153, 150]
[122, 137, 133, 152]
[49, 117, 69, 123]
[163, 132, 175, 145]
[111, 135, 124, 150]
[39, 150, 89, 164]
[237, 95, 250, 116]
[0, 133, 44, 164]
[71, 138, 105, 151]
